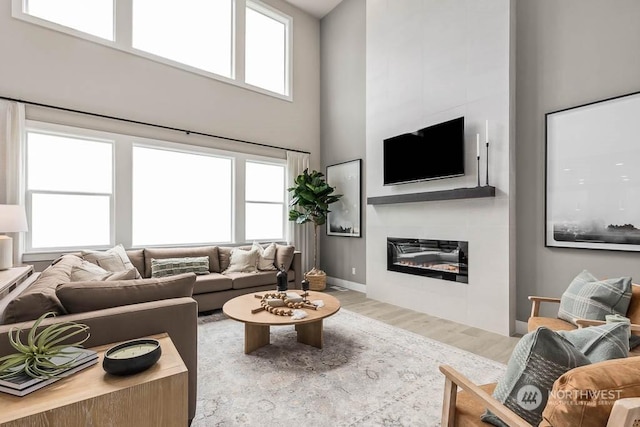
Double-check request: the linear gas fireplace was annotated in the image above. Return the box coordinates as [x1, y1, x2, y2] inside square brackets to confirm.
[387, 238, 468, 283]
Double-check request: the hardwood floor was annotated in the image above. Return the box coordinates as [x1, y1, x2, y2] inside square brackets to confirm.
[325, 286, 521, 364]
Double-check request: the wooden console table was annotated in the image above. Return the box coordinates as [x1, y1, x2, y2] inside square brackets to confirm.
[0, 333, 187, 427]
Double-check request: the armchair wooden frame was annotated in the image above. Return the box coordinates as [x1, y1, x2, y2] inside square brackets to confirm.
[439, 365, 532, 427]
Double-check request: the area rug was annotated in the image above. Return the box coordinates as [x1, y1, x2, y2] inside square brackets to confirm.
[193, 309, 506, 427]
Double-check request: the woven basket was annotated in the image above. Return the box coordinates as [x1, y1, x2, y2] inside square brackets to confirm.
[306, 272, 326, 291]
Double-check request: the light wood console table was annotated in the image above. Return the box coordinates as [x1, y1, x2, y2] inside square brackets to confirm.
[0, 333, 187, 427]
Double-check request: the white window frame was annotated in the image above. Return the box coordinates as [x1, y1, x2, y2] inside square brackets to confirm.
[11, 0, 293, 101]
[20, 120, 288, 262]
[244, 159, 287, 242]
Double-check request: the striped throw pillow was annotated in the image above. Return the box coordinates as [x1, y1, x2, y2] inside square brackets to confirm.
[558, 270, 632, 326]
[151, 256, 209, 278]
[557, 322, 630, 362]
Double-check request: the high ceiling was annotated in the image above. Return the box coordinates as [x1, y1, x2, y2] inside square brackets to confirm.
[284, 0, 344, 19]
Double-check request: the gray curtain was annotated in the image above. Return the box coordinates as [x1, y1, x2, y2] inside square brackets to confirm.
[286, 151, 311, 272]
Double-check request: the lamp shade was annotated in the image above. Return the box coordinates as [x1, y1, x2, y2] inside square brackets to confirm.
[0, 205, 28, 233]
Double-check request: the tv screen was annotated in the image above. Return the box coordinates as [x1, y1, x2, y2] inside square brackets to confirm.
[383, 117, 465, 185]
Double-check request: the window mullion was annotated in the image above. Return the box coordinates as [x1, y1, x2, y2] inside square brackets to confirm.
[234, 0, 245, 83]
[114, 0, 132, 47]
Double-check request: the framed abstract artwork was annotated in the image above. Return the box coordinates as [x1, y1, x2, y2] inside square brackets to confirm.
[546, 90, 640, 251]
[326, 159, 361, 237]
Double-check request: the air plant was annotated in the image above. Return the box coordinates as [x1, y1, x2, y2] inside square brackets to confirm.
[0, 312, 90, 380]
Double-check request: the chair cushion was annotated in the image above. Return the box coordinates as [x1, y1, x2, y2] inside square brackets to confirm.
[556, 322, 630, 362]
[528, 316, 577, 333]
[541, 357, 640, 427]
[454, 383, 497, 427]
[193, 273, 233, 295]
[627, 284, 640, 325]
[558, 270, 632, 325]
[481, 327, 591, 427]
[144, 246, 220, 276]
[56, 273, 196, 313]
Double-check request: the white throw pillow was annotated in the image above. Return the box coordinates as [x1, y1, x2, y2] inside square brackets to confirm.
[82, 244, 142, 278]
[71, 260, 138, 282]
[252, 242, 277, 271]
[224, 247, 259, 273]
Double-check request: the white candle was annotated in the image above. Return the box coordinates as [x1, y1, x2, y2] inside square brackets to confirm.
[476, 134, 480, 158]
[485, 120, 489, 143]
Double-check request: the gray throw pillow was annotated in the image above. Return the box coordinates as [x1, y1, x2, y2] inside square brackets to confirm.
[558, 270, 632, 325]
[481, 327, 591, 427]
[151, 257, 210, 278]
[556, 322, 630, 362]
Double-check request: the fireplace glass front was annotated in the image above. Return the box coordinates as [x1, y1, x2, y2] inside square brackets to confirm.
[387, 238, 468, 283]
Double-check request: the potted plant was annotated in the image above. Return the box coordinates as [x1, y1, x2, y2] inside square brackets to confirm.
[288, 169, 342, 291]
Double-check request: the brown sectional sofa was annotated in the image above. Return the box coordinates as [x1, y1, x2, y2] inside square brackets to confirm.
[0, 243, 301, 424]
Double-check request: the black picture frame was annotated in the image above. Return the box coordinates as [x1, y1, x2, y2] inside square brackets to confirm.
[326, 159, 362, 237]
[545, 90, 640, 252]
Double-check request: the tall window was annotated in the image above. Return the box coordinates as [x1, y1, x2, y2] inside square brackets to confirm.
[245, 161, 285, 240]
[132, 0, 233, 78]
[245, 1, 290, 95]
[24, 0, 114, 40]
[132, 146, 233, 246]
[26, 131, 113, 250]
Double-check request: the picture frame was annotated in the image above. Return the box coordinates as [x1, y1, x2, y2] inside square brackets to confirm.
[545, 90, 640, 251]
[326, 159, 362, 237]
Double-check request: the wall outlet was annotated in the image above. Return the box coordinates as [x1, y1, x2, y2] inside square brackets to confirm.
[352, 267, 356, 275]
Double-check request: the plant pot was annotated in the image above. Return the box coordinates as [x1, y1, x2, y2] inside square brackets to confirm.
[305, 270, 326, 291]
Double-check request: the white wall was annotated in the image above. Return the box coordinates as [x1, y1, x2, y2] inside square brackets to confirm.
[366, 0, 515, 335]
[0, 0, 320, 207]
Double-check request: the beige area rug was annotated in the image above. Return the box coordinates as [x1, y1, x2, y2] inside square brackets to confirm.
[193, 308, 506, 427]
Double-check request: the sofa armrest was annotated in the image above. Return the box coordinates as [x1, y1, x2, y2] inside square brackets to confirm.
[439, 365, 532, 427]
[528, 295, 561, 317]
[0, 297, 198, 421]
[292, 250, 302, 289]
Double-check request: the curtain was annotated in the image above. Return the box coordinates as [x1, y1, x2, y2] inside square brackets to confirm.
[286, 151, 311, 273]
[0, 100, 26, 265]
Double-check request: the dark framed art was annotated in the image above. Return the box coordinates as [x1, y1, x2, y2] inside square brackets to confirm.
[326, 159, 362, 237]
[546, 90, 640, 251]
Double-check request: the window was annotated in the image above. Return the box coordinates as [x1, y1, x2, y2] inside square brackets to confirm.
[132, 0, 233, 78]
[245, 1, 290, 95]
[14, 0, 293, 99]
[26, 131, 113, 250]
[24, 0, 114, 40]
[245, 161, 285, 240]
[132, 146, 233, 246]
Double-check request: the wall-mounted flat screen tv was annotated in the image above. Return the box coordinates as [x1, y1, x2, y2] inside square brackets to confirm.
[383, 117, 465, 185]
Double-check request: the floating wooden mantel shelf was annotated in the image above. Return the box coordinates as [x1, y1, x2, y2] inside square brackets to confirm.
[367, 186, 496, 205]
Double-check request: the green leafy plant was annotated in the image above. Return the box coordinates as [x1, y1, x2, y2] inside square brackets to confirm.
[0, 312, 90, 380]
[288, 169, 342, 274]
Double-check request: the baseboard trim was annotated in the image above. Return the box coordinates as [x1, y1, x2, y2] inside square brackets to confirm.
[326, 276, 366, 293]
[515, 320, 528, 336]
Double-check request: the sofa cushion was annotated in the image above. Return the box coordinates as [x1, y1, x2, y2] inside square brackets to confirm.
[558, 270, 632, 325]
[227, 271, 279, 290]
[275, 244, 295, 271]
[151, 256, 210, 278]
[2, 255, 82, 323]
[82, 244, 142, 279]
[193, 273, 233, 295]
[556, 322, 630, 363]
[481, 327, 591, 427]
[541, 356, 640, 427]
[253, 242, 277, 271]
[56, 273, 196, 313]
[224, 247, 259, 274]
[144, 246, 220, 277]
[125, 249, 145, 279]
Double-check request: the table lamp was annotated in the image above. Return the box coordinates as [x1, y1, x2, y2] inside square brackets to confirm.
[0, 205, 28, 270]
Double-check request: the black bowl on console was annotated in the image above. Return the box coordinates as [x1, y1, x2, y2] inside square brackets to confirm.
[103, 338, 162, 376]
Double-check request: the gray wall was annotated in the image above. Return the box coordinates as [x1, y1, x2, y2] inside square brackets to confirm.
[319, 0, 367, 287]
[516, 0, 640, 321]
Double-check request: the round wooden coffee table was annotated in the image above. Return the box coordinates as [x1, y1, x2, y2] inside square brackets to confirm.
[222, 290, 341, 354]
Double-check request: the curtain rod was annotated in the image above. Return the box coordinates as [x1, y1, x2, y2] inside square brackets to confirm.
[0, 95, 311, 155]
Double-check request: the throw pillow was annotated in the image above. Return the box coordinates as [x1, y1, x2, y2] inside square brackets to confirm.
[56, 273, 196, 313]
[480, 327, 591, 427]
[71, 261, 138, 282]
[556, 322, 630, 362]
[151, 257, 210, 278]
[224, 247, 259, 274]
[252, 242, 277, 271]
[558, 270, 632, 325]
[82, 244, 142, 279]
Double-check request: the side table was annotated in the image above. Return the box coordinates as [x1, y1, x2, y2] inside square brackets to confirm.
[0, 265, 34, 299]
[0, 333, 188, 427]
